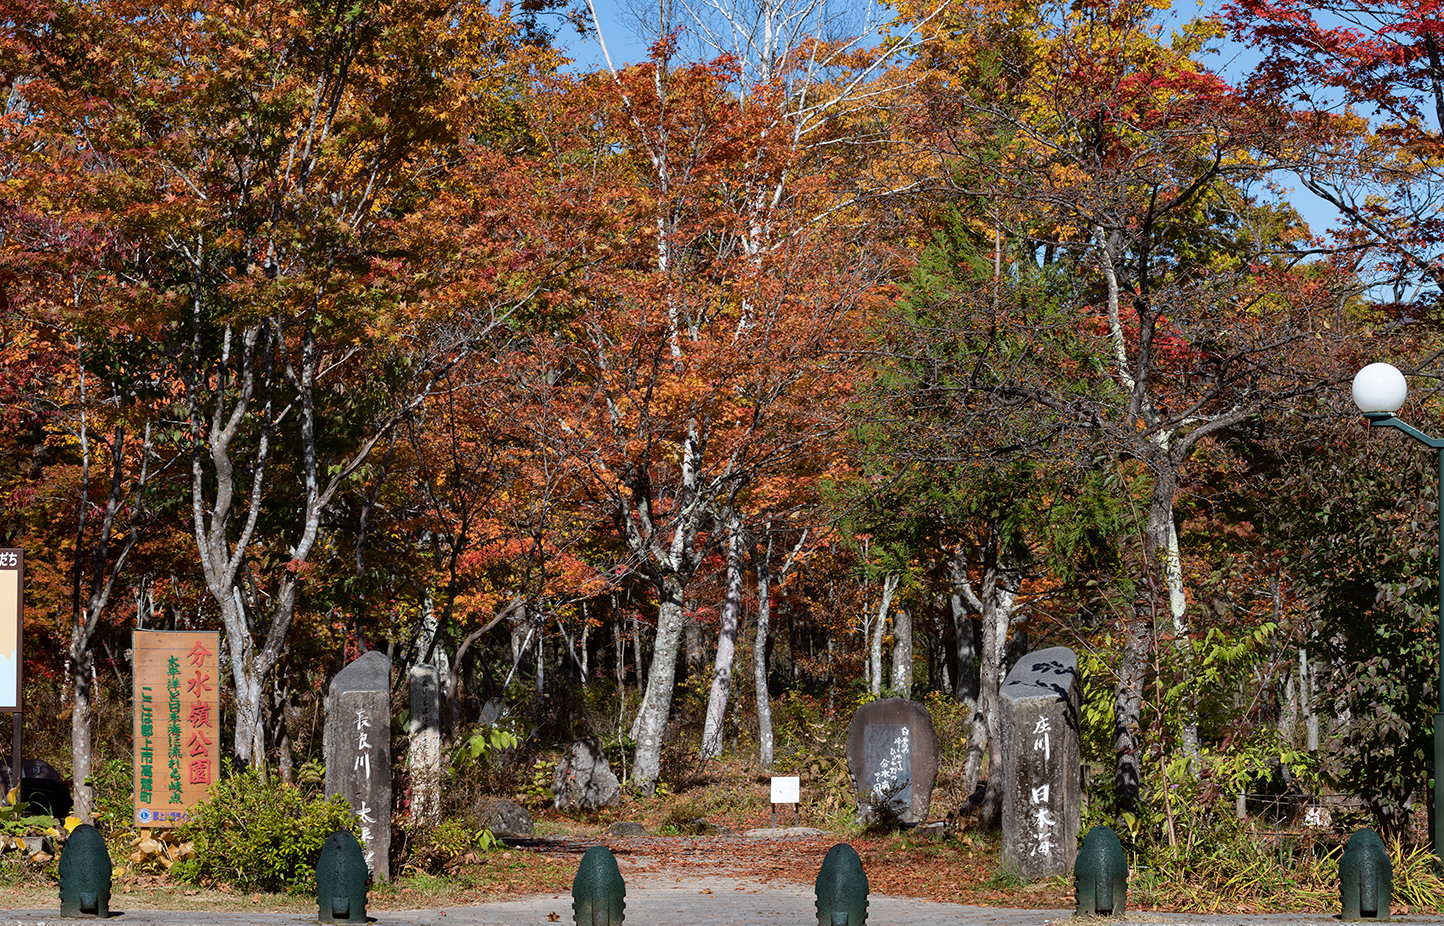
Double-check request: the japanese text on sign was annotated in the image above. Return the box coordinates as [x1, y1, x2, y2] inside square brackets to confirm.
[133, 631, 220, 827]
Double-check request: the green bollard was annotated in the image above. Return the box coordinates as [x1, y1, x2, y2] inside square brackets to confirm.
[1074, 825, 1127, 916]
[58, 823, 112, 918]
[573, 845, 626, 926]
[815, 843, 868, 926]
[1340, 827, 1391, 922]
[315, 830, 369, 923]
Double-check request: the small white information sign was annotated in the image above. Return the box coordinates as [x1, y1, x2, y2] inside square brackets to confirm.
[771, 776, 800, 804]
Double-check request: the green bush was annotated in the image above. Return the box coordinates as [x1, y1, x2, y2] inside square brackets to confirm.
[87, 757, 136, 847]
[172, 765, 360, 893]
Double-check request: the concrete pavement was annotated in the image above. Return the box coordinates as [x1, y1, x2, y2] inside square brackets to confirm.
[4, 871, 1443, 926]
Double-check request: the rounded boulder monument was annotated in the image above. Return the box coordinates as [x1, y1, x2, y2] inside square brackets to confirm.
[844, 698, 939, 825]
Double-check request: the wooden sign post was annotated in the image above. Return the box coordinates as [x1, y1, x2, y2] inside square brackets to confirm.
[132, 630, 221, 827]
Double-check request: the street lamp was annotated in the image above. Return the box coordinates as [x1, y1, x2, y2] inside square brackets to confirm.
[1352, 361, 1444, 861]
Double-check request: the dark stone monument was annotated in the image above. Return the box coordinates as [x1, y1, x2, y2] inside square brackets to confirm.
[57, 822, 111, 918]
[815, 843, 868, 926]
[845, 698, 938, 825]
[554, 737, 622, 810]
[1074, 825, 1127, 916]
[999, 646, 1081, 880]
[324, 650, 392, 882]
[315, 829, 369, 923]
[1340, 827, 1391, 921]
[572, 845, 625, 926]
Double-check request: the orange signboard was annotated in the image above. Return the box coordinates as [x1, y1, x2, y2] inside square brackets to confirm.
[132, 630, 220, 827]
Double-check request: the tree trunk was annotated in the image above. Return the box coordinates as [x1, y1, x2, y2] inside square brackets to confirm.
[630, 573, 687, 794]
[959, 525, 1020, 827]
[975, 531, 1017, 827]
[1115, 600, 1150, 812]
[754, 532, 774, 771]
[949, 549, 980, 707]
[701, 512, 745, 759]
[1147, 465, 1199, 763]
[70, 649, 95, 822]
[685, 615, 704, 680]
[890, 606, 913, 698]
[869, 575, 898, 697]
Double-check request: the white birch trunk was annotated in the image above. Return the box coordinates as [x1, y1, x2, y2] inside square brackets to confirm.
[630, 575, 687, 793]
[890, 606, 912, 698]
[870, 575, 899, 698]
[701, 511, 745, 759]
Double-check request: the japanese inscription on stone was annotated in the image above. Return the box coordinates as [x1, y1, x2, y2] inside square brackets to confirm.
[133, 630, 220, 827]
[845, 698, 939, 825]
[999, 646, 1081, 880]
[325, 651, 392, 881]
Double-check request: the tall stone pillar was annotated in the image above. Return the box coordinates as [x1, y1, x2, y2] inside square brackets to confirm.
[408, 663, 442, 821]
[999, 646, 1081, 880]
[325, 651, 392, 882]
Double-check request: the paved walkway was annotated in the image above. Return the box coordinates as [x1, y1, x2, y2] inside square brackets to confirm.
[4, 872, 1443, 926]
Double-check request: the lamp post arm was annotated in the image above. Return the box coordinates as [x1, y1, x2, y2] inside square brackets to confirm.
[1367, 413, 1444, 449]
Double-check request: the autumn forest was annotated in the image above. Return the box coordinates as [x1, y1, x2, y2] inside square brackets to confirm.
[1, 0, 1441, 850]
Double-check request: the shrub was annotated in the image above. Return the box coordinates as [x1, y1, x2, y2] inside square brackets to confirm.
[171, 765, 360, 893]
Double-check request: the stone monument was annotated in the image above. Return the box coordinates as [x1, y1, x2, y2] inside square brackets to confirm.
[844, 698, 938, 825]
[408, 663, 442, 821]
[999, 645, 1081, 880]
[325, 651, 392, 882]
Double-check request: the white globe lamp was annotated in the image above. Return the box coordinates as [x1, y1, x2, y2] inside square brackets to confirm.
[1352, 362, 1408, 415]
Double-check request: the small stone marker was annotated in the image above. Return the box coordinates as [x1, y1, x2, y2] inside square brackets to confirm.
[771, 776, 800, 827]
[324, 650, 392, 881]
[553, 737, 622, 810]
[999, 645, 1081, 880]
[1074, 825, 1127, 916]
[408, 663, 442, 821]
[573, 845, 625, 926]
[815, 843, 868, 926]
[315, 829, 368, 923]
[844, 698, 939, 825]
[57, 822, 111, 918]
[1340, 827, 1391, 921]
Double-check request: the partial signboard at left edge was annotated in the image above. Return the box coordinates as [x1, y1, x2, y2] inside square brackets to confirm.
[0, 550, 22, 712]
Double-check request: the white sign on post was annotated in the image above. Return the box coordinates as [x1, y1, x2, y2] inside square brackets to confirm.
[771, 776, 800, 803]
[770, 776, 801, 827]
